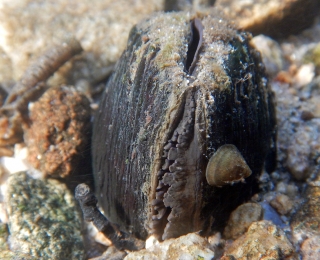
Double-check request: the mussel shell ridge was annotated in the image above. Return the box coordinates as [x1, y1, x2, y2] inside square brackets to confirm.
[92, 11, 276, 240]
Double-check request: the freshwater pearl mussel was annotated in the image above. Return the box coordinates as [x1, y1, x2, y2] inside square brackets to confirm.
[92, 11, 276, 241]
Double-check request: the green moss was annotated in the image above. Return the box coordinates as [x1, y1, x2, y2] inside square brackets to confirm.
[6, 172, 84, 259]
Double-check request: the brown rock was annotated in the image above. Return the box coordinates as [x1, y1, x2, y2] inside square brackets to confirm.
[270, 194, 294, 215]
[223, 203, 263, 239]
[25, 85, 91, 178]
[215, 0, 320, 38]
[223, 220, 298, 259]
[125, 233, 215, 260]
[291, 172, 320, 239]
[250, 35, 284, 77]
[286, 123, 320, 180]
[301, 236, 320, 260]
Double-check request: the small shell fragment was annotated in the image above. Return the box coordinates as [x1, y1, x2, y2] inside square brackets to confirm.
[206, 144, 252, 187]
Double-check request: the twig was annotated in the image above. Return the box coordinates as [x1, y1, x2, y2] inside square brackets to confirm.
[75, 183, 145, 251]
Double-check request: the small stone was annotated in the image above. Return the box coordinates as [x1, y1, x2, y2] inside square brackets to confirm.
[5, 171, 84, 259]
[251, 35, 284, 77]
[291, 172, 320, 241]
[294, 63, 315, 88]
[90, 246, 127, 260]
[124, 233, 215, 260]
[223, 220, 298, 259]
[301, 236, 320, 260]
[301, 110, 315, 121]
[286, 123, 320, 180]
[25, 85, 91, 178]
[275, 182, 298, 198]
[223, 203, 263, 239]
[270, 194, 294, 215]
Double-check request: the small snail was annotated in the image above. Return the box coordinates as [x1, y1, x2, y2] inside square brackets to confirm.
[90, 11, 276, 243]
[206, 144, 252, 187]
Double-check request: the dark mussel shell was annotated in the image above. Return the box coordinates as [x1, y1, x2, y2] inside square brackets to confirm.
[92, 11, 276, 241]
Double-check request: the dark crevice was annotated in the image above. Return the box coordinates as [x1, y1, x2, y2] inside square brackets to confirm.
[186, 19, 203, 75]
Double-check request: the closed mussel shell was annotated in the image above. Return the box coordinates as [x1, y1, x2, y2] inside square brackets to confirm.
[92, 11, 276, 240]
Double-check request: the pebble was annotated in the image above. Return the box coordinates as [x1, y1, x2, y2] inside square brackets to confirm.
[291, 169, 320, 243]
[24, 85, 91, 179]
[286, 122, 320, 180]
[124, 233, 215, 260]
[300, 236, 320, 260]
[5, 171, 84, 259]
[223, 203, 263, 239]
[250, 35, 284, 77]
[270, 194, 294, 215]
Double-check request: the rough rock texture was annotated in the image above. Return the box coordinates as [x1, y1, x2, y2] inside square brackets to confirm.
[6, 171, 84, 259]
[0, 222, 14, 259]
[89, 246, 127, 260]
[273, 79, 320, 181]
[291, 170, 320, 241]
[124, 233, 215, 260]
[301, 236, 320, 260]
[216, 0, 320, 38]
[223, 203, 263, 239]
[222, 221, 298, 259]
[269, 194, 294, 215]
[0, 0, 164, 86]
[255, 31, 320, 182]
[285, 122, 320, 180]
[24, 85, 91, 178]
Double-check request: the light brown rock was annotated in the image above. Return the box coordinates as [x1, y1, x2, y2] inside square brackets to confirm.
[223, 220, 298, 260]
[6, 171, 84, 259]
[125, 233, 215, 260]
[286, 123, 320, 180]
[251, 35, 284, 77]
[24, 85, 91, 178]
[301, 236, 320, 260]
[291, 171, 320, 240]
[270, 194, 294, 215]
[223, 203, 263, 239]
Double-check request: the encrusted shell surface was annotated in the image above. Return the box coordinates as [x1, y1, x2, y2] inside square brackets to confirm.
[92, 11, 276, 240]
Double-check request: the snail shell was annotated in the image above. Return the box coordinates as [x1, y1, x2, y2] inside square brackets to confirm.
[205, 144, 252, 187]
[92, 11, 276, 240]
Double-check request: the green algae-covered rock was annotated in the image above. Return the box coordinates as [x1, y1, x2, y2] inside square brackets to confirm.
[5, 172, 84, 259]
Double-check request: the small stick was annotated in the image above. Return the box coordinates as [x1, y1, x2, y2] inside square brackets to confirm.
[75, 183, 145, 251]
